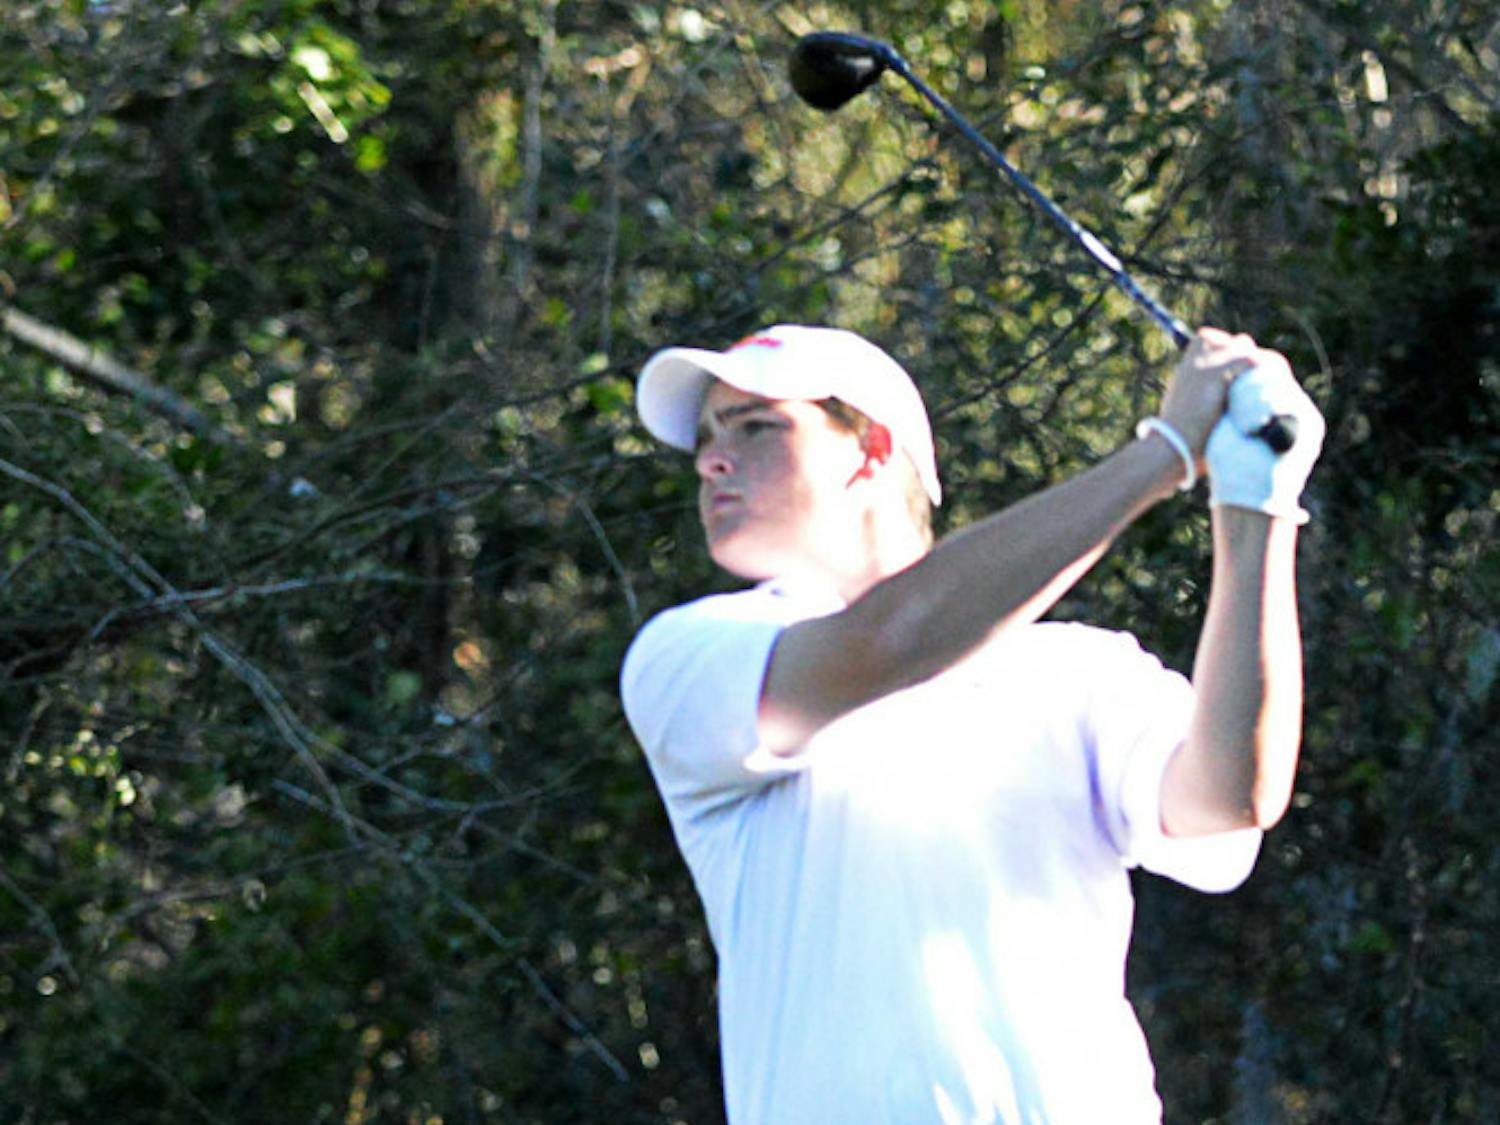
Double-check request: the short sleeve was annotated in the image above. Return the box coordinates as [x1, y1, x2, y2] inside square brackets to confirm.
[620, 594, 809, 816]
[1079, 627, 1262, 893]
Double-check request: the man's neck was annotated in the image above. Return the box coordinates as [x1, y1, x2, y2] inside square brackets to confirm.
[831, 534, 929, 605]
[755, 506, 930, 606]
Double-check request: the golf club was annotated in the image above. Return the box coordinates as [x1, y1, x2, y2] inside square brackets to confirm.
[788, 30, 1297, 453]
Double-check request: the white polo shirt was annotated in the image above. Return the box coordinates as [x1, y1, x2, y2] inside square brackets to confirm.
[621, 579, 1261, 1124]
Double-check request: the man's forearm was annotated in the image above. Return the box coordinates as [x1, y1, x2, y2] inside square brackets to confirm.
[1162, 508, 1303, 834]
[760, 434, 1184, 749]
[861, 435, 1183, 680]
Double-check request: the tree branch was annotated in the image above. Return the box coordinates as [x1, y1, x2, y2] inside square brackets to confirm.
[1, 303, 231, 442]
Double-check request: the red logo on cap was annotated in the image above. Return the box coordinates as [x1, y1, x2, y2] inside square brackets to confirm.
[729, 335, 783, 351]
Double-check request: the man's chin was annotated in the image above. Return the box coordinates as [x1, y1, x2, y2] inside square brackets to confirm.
[707, 536, 778, 583]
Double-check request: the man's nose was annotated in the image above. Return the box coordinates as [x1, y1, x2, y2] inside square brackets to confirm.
[695, 438, 733, 479]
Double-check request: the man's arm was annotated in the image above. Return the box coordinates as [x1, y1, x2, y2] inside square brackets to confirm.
[759, 438, 1181, 750]
[1159, 509, 1303, 834]
[1159, 355, 1325, 834]
[759, 331, 1258, 753]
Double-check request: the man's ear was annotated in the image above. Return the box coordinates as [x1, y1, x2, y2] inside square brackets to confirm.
[861, 423, 893, 466]
[848, 423, 894, 486]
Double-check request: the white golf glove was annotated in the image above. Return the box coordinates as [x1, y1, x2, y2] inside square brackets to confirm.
[1206, 360, 1325, 523]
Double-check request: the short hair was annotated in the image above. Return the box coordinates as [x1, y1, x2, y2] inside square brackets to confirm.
[816, 398, 935, 547]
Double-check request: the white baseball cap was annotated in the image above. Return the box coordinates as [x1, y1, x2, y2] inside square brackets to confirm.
[635, 323, 942, 505]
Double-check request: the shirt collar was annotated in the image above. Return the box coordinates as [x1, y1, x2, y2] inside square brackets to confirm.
[759, 575, 848, 616]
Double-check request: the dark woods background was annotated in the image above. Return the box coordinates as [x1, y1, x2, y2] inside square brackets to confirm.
[1, 1, 1496, 1121]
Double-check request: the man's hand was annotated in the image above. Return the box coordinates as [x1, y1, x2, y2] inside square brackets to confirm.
[1158, 328, 1260, 459]
[1207, 357, 1326, 523]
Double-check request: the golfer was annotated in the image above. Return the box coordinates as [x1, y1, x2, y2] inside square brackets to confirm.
[620, 323, 1324, 1123]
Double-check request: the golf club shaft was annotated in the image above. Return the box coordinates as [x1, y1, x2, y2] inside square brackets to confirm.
[881, 51, 1192, 348]
[873, 44, 1294, 451]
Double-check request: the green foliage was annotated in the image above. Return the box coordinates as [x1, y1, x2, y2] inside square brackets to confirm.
[0, 0, 1496, 1121]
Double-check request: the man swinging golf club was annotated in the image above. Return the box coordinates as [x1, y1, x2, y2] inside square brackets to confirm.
[621, 323, 1324, 1122]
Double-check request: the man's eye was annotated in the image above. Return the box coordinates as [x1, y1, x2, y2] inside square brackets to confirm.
[742, 419, 777, 435]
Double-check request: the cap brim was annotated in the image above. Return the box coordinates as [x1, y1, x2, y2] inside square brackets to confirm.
[636, 348, 724, 451]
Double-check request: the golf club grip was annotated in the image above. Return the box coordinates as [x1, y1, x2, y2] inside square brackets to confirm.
[1254, 415, 1298, 453]
[1174, 338, 1298, 453]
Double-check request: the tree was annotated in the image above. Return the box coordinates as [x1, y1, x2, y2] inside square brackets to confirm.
[2, 1, 1495, 1121]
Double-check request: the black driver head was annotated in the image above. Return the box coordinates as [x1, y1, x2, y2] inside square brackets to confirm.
[789, 31, 893, 111]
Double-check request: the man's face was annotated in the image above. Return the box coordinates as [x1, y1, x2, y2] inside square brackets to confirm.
[694, 381, 868, 582]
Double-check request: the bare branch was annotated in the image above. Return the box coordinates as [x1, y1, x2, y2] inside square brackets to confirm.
[2, 304, 231, 441]
[0, 454, 356, 838]
[271, 778, 631, 1083]
[0, 865, 81, 987]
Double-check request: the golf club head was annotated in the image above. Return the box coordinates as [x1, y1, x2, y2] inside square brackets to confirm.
[789, 31, 894, 111]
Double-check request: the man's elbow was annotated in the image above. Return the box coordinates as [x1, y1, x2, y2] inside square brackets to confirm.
[1249, 726, 1303, 828]
[1247, 776, 1295, 830]
[755, 609, 899, 755]
[1162, 735, 1301, 835]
